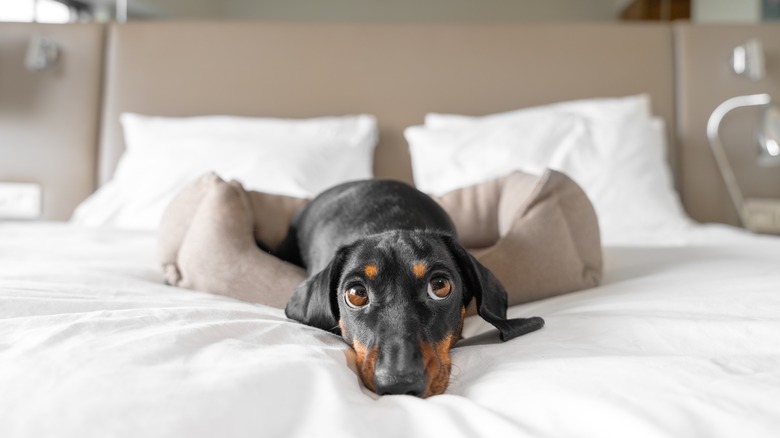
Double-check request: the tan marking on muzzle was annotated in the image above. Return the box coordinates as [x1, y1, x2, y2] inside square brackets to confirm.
[419, 334, 458, 398]
[352, 341, 378, 392]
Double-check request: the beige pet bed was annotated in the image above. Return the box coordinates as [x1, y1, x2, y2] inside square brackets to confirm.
[158, 170, 602, 310]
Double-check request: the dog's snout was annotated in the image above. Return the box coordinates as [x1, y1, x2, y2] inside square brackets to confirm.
[374, 372, 425, 397]
[373, 338, 425, 397]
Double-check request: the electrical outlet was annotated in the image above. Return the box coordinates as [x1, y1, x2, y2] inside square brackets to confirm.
[743, 198, 780, 234]
[0, 183, 42, 220]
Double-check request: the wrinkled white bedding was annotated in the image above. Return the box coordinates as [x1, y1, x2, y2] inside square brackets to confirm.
[1, 222, 780, 438]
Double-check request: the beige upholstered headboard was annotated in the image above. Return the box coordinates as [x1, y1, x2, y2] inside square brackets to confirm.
[98, 22, 676, 187]
[4, 21, 778, 224]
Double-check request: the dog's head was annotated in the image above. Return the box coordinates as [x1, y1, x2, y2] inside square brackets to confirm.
[285, 229, 542, 397]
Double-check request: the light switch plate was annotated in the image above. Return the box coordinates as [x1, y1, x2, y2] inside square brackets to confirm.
[0, 183, 42, 220]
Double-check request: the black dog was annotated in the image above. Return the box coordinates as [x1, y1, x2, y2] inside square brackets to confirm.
[275, 179, 543, 397]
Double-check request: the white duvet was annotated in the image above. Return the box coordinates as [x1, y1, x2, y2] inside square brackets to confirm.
[2, 222, 780, 438]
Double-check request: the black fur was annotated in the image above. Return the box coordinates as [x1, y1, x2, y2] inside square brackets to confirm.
[276, 179, 543, 396]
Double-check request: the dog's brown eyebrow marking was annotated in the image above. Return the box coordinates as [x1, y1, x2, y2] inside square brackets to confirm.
[363, 264, 378, 279]
[412, 262, 426, 279]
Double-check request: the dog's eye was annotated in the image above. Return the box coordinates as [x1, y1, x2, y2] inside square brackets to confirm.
[345, 285, 369, 308]
[427, 277, 452, 300]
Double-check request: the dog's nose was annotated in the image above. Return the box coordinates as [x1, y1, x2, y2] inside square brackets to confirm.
[374, 372, 425, 397]
[373, 336, 425, 396]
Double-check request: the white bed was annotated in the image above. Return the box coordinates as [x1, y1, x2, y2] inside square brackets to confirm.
[5, 21, 780, 438]
[2, 221, 779, 438]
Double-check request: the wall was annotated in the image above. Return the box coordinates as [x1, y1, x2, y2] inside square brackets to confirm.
[118, 0, 773, 23]
[693, 0, 762, 22]
[221, 0, 620, 21]
[675, 24, 780, 225]
[129, 0, 225, 19]
[0, 24, 104, 220]
[121, 0, 621, 21]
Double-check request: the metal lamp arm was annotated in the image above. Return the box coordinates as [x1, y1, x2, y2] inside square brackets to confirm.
[706, 93, 771, 225]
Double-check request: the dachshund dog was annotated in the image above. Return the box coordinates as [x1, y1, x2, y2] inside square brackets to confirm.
[275, 179, 543, 398]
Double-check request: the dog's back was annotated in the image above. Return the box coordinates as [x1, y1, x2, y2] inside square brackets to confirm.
[276, 179, 455, 274]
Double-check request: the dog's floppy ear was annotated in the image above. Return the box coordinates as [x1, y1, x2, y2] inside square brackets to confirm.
[441, 234, 544, 341]
[284, 247, 348, 335]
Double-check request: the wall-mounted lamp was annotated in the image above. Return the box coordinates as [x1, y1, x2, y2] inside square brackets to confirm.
[707, 94, 780, 233]
[731, 39, 765, 81]
[25, 35, 59, 71]
[758, 103, 780, 165]
[706, 37, 780, 234]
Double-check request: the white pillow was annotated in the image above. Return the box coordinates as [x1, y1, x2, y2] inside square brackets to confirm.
[409, 95, 691, 245]
[406, 112, 591, 195]
[72, 113, 378, 229]
[426, 94, 653, 129]
[554, 116, 691, 243]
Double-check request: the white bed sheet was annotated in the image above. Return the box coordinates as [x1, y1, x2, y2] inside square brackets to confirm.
[1, 222, 780, 438]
